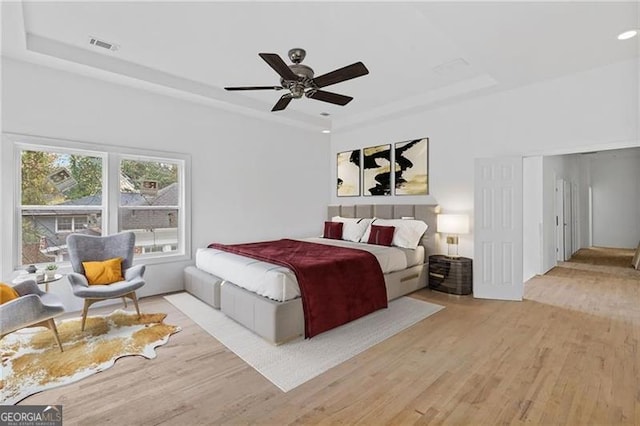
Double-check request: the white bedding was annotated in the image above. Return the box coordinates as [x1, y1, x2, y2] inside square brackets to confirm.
[195, 238, 424, 302]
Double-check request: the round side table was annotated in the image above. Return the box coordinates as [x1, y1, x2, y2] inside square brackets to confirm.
[13, 273, 63, 292]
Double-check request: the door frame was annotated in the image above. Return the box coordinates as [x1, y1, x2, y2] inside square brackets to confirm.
[556, 178, 565, 261]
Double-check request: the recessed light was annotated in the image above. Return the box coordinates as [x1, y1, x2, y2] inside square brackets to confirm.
[322, 130, 331, 134]
[320, 112, 330, 117]
[617, 30, 638, 40]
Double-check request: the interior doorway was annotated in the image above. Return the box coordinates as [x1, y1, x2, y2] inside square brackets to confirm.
[479, 144, 639, 301]
[523, 145, 639, 282]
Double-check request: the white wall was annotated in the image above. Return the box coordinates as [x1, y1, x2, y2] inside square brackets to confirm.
[523, 156, 543, 281]
[1, 58, 329, 310]
[2, 55, 637, 309]
[590, 149, 640, 248]
[331, 59, 638, 259]
[578, 154, 592, 249]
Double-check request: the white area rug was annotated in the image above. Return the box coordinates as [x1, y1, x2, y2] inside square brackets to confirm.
[165, 292, 444, 392]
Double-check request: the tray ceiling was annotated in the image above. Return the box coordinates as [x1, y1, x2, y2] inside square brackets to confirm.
[2, 1, 638, 131]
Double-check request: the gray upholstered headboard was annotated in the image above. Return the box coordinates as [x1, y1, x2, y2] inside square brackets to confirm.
[327, 204, 440, 256]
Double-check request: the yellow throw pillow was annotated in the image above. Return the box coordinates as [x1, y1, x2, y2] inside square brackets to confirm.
[0, 282, 20, 304]
[82, 257, 124, 285]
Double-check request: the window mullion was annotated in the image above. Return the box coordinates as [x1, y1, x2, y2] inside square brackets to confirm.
[107, 153, 119, 235]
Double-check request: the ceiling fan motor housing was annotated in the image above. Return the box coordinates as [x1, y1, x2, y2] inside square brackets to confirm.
[286, 64, 314, 81]
[282, 63, 315, 98]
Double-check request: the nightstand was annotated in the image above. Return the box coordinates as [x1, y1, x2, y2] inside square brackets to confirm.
[428, 255, 472, 295]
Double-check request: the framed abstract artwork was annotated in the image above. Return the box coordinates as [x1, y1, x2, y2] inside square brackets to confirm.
[394, 138, 429, 195]
[363, 144, 392, 196]
[336, 149, 361, 197]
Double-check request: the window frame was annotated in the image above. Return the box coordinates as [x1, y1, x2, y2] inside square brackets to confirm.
[1, 133, 191, 274]
[117, 154, 182, 257]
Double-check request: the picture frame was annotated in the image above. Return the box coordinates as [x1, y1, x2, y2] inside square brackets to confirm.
[336, 150, 361, 197]
[394, 138, 429, 195]
[363, 144, 392, 196]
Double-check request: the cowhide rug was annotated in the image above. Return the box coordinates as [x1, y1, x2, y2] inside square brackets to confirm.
[0, 309, 180, 405]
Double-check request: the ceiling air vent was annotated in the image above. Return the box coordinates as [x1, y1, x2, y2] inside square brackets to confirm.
[88, 36, 119, 51]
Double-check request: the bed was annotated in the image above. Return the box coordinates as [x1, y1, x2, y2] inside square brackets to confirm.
[185, 204, 439, 344]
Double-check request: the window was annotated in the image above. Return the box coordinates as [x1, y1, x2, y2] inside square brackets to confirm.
[56, 217, 73, 232]
[55, 216, 90, 232]
[20, 148, 104, 264]
[4, 134, 190, 270]
[118, 158, 180, 255]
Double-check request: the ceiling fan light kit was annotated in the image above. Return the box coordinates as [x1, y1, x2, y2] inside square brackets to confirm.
[225, 48, 369, 112]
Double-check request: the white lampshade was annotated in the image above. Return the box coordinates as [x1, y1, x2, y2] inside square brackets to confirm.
[437, 214, 469, 234]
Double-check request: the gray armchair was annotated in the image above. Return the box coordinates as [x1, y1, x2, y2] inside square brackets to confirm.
[67, 232, 145, 330]
[0, 280, 65, 351]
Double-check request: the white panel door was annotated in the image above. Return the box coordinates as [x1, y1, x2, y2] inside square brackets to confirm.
[474, 157, 523, 301]
[563, 180, 572, 260]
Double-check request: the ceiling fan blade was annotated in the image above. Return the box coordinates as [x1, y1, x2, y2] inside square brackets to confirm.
[259, 53, 299, 81]
[306, 90, 353, 106]
[272, 94, 293, 112]
[312, 62, 369, 88]
[225, 86, 283, 91]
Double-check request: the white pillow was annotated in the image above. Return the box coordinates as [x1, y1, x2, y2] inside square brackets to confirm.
[360, 218, 428, 249]
[331, 216, 372, 242]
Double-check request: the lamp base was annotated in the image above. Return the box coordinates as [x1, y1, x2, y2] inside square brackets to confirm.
[446, 235, 460, 258]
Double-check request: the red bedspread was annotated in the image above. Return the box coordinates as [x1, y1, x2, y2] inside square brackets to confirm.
[208, 239, 388, 338]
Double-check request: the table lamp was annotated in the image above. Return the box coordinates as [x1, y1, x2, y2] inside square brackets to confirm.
[437, 214, 469, 258]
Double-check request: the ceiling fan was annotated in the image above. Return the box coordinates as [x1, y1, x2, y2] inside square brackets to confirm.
[225, 48, 369, 112]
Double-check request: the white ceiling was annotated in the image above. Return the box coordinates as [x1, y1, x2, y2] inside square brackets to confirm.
[2, 1, 638, 131]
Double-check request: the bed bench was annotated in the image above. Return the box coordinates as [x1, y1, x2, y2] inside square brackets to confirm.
[184, 265, 222, 309]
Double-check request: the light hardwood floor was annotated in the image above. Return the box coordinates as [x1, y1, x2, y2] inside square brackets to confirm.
[22, 261, 640, 425]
